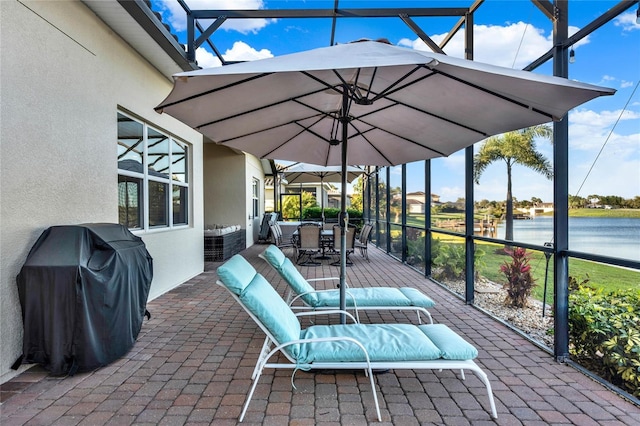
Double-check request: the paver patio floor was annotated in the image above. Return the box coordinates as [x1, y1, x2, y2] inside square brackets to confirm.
[2, 243, 639, 425]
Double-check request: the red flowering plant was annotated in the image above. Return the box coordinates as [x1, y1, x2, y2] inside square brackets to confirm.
[500, 247, 537, 308]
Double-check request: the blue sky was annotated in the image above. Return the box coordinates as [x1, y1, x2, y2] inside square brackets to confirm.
[152, 0, 639, 203]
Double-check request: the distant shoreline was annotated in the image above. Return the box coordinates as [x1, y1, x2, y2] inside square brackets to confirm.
[539, 208, 640, 219]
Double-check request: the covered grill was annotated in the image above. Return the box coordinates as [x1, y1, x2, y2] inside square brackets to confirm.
[15, 223, 153, 375]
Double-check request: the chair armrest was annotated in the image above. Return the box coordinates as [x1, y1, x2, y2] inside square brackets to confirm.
[288, 289, 339, 306]
[294, 310, 358, 323]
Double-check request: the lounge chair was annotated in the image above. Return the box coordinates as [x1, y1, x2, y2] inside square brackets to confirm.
[260, 244, 436, 324]
[216, 254, 498, 422]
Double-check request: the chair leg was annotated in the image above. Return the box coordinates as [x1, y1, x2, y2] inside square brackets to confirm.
[298, 250, 320, 266]
[240, 365, 263, 422]
[365, 366, 382, 421]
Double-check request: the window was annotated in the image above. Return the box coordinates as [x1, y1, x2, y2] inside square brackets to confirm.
[252, 178, 260, 219]
[117, 112, 189, 230]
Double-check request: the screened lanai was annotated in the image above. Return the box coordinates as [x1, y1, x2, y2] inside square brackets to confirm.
[1, 0, 638, 421]
[167, 0, 639, 400]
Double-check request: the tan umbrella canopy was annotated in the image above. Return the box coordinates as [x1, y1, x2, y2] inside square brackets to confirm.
[281, 162, 364, 184]
[156, 40, 614, 318]
[280, 162, 365, 221]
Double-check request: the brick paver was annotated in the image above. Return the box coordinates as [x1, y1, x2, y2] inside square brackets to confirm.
[1, 243, 639, 425]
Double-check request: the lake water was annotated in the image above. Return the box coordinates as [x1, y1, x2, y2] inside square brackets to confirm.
[494, 216, 640, 261]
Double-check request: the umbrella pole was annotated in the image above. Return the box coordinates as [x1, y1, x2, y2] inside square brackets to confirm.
[321, 176, 325, 223]
[339, 87, 349, 324]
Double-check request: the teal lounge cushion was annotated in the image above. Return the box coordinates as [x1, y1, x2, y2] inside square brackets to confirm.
[314, 287, 436, 308]
[217, 255, 258, 295]
[263, 246, 314, 298]
[262, 244, 287, 268]
[277, 259, 319, 306]
[399, 287, 436, 308]
[418, 324, 478, 360]
[240, 273, 302, 358]
[299, 323, 442, 364]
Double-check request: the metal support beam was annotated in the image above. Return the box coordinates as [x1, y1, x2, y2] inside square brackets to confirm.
[401, 164, 407, 262]
[464, 11, 475, 304]
[330, 0, 339, 46]
[194, 17, 227, 49]
[375, 167, 380, 247]
[187, 12, 195, 62]
[552, 0, 570, 362]
[440, 0, 484, 49]
[425, 160, 432, 277]
[399, 14, 446, 54]
[191, 8, 470, 19]
[532, 0, 555, 20]
[524, 0, 638, 71]
[386, 167, 391, 254]
[465, 146, 475, 304]
[187, 7, 470, 60]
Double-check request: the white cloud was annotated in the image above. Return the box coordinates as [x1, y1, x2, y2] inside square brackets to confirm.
[570, 156, 640, 198]
[437, 185, 465, 202]
[196, 41, 273, 67]
[153, 0, 273, 34]
[223, 41, 274, 61]
[569, 108, 640, 152]
[614, 11, 640, 32]
[621, 80, 634, 88]
[195, 47, 222, 68]
[399, 23, 589, 70]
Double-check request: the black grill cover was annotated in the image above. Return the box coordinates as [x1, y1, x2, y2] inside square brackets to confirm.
[16, 223, 153, 375]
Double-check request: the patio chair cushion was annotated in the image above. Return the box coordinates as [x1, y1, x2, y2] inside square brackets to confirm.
[299, 323, 473, 364]
[217, 255, 301, 357]
[217, 254, 258, 294]
[262, 245, 319, 305]
[418, 324, 478, 360]
[315, 287, 436, 308]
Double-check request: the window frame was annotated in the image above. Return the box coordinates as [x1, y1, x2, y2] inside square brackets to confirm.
[117, 111, 190, 232]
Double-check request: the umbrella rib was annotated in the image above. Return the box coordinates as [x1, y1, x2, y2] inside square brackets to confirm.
[350, 119, 449, 158]
[429, 68, 555, 120]
[196, 86, 332, 130]
[259, 115, 333, 161]
[355, 101, 488, 138]
[215, 112, 324, 144]
[369, 65, 429, 103]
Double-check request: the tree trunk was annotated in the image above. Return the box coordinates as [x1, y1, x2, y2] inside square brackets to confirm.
[505, 163, 514, 245]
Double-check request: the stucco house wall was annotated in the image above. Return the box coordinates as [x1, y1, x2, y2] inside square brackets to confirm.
[203, 144, 265, 247]
[0, 0, 204, 382]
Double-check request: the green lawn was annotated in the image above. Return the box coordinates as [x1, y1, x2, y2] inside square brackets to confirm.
[567, 208, 640, 218]
[476, 241, 640, 301]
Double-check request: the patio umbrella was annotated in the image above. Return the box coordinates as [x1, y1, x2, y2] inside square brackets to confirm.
[156, 40, 614, 318]
[280, 162, 365, 222]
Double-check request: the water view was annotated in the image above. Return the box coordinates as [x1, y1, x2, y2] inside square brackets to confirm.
[495, 216, 640, 261]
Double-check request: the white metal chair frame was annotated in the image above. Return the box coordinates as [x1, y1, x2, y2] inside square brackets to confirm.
[215, 277, 498, 423]
[259, 250, 434, 324]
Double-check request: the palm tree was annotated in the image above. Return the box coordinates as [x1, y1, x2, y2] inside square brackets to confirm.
[473, 125, 553, 244]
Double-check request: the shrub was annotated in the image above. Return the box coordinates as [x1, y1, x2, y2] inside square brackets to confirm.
[301, 207, 363, 229]
[500, 247, 537, 308]
[431, 240, 485, 281]
[569, 278, 640, 397]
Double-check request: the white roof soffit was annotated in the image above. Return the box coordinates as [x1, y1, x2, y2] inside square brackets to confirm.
[82, 0, 197, 78]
